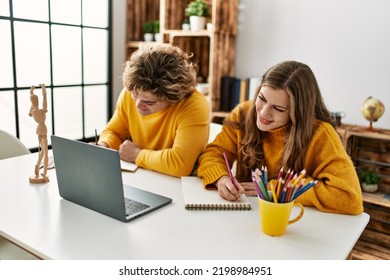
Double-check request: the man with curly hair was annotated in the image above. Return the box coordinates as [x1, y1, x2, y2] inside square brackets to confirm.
[98, 44, 210, 177]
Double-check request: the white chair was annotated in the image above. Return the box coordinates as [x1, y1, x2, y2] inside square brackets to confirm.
[208, 122, 237, 175]
[208, 122, 222, 143]
[0, 130, 34, 259]
[0, 130, 30, 160]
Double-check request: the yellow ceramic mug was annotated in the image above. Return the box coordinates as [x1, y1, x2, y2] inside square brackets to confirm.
[258, 198, 304, 236]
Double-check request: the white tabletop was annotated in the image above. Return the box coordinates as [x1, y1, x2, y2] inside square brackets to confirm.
[0, 153, 369, 260]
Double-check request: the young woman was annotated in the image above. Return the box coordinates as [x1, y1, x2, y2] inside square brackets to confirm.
[197, 61, 363, 214]
[98, 44, 210, 177]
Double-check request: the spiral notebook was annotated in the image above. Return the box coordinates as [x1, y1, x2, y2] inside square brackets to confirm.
[181, 176, 252, 210]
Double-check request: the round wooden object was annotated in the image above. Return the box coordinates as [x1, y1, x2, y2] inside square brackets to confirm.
[29, 174, 49, 184]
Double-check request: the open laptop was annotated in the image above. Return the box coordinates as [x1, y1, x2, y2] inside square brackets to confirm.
[51, 135, 172, 222]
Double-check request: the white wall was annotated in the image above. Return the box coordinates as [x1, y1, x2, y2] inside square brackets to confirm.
[235, 0, 389, 129]
[113, 0, 389, 128]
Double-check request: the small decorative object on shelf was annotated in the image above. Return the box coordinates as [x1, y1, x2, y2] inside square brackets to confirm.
[359, 170, 381, 193]
[29, 84, 49, 184]
[361, 96, 385, 131]
[330, 111, 346, 126]
[207, 22, 213, 31]
[153, 20, 162, 43]
[182, 18, 190, 31]
[143, 21, 154, 42]
[185, 0, 211, 31]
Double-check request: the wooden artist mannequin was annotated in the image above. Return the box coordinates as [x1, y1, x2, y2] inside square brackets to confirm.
[29, 84, 49, 183]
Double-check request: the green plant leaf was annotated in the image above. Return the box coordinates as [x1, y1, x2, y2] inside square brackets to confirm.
[359, 170, 381, 184]
[185, 0, 211, 17]
[153, 20, 160, 33]
[143, 21, 154, 33]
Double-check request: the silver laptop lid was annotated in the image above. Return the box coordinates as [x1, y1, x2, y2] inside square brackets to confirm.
[51, 135, 171, 222]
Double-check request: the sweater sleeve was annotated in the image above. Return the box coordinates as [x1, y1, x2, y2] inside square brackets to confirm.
[99, 88, 131, 149]
[197, 103, 246, 186]
[135, 92, 210, 177]
[295, 122, 364, 215]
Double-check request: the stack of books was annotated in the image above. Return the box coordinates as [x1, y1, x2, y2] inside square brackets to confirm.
[219, 76, 261, 112]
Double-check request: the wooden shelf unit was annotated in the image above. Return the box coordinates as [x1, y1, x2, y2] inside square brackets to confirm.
[336, 124, 390, 260]
[125, 0, 160, 59]
[336, 124, 390, 194]
[126, 0, 238, 116]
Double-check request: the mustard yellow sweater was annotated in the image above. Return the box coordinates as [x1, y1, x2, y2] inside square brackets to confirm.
[197, 101, 363, 215]
[99, 88, 210, 177]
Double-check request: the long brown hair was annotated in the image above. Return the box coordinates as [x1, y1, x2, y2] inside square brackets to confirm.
[232, 61, 331, 180]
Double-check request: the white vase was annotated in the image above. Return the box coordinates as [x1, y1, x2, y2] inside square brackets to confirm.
[182, 23, 190, 31]
[154, 33, 162, 43]
[362, 183, 378, 193]
[189, 16, 206, 31]
[144, 33, 153, 42]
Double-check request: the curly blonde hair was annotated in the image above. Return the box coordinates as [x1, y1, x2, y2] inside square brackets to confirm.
[122, 44, 198, 103]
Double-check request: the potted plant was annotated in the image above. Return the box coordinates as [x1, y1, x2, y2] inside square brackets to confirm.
[143, 21, 154, 42]
[360, 170, 381, 193]
[185, 0, 211, 31]
[153, 20, 162, 43]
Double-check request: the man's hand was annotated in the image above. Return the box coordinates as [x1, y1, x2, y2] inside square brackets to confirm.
[119, 139, 141, 163]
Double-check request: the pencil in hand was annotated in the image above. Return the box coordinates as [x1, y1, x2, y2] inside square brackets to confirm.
[95, 129, 98, 145]
[223, 152, 239, 193]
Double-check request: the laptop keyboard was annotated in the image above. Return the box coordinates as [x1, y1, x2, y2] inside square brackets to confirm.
[125, 198, 151, 216]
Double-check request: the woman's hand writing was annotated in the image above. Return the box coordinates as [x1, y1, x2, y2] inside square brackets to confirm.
[215, 175, 245, 201]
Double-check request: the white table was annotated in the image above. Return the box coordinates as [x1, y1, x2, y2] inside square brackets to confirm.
[0, 153, 369, 259]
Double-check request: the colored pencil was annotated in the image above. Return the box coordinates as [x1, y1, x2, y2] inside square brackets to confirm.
[292, 169, 306, 187]
[254, 169, 270, 201]
[223, 152, 238, 191]
[253, 165, 318, 203]
[252, 175, 265, 200]
[270, 182, 278, 203]
[275, 167, 284, 200]
[292, 180, 318, 200]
